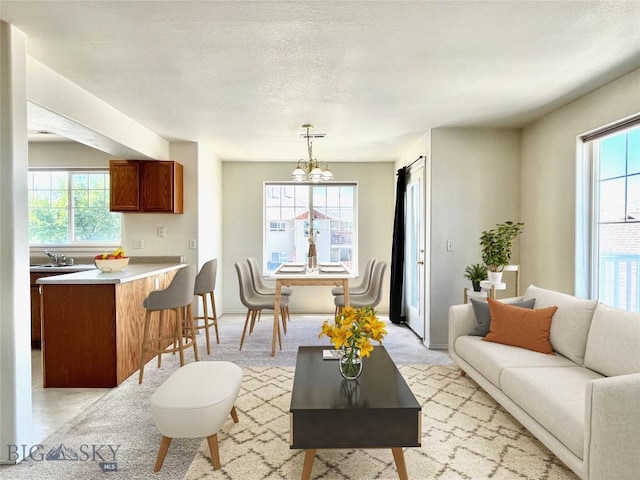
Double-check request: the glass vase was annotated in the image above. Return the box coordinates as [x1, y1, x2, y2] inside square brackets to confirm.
[339, 347, 363, 380]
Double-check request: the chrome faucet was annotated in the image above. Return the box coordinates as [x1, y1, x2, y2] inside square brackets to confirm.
[44, 250, 68, 266]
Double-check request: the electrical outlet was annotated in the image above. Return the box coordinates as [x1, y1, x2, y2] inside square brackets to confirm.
[157, 226, 166, 237]
[446, 240, 455, 252]
[189, 239, 197, 249]
[133, 239, 144, 249]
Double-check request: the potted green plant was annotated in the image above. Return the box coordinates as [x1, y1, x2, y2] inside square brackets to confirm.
[480, 221, 524, 283]
[464, 263, 488, 292]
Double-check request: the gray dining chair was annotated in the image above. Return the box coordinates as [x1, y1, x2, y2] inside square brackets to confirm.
[331, 257, 376, 296]
[247, 257, 292, 323]
[334, 261, 387, 315]
[139, 264, 199, 384]
[235, 261, 289, 351]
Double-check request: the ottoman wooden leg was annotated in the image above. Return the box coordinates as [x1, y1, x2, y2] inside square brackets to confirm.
[154, 436, 172, 472]
[206, 433, 221, 469]
[230, 406, 239, 423]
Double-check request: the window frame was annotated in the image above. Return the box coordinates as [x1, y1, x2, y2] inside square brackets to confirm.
[577, 120, 640, 312]
[28, 167, 122, 248]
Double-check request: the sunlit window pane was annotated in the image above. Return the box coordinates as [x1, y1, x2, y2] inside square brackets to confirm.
[600, 134, 627, 180]
[628, 174, 640, 221]
[628, 128, 640, 175]
[593, 127, 640, 313]
[28, 170, 121, 245]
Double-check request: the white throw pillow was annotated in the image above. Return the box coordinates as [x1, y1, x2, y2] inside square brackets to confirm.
[523, 285, 598, 365]
[584, 303, 640, 377]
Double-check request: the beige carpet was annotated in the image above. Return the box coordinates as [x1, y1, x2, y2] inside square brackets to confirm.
[185, 365, 578, 479]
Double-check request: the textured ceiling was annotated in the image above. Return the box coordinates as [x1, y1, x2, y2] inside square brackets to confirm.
[3, 0, 640, 162]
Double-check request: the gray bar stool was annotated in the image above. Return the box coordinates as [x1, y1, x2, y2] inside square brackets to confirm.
[139, 264, 199, 384]
[194, 259, 219, 355]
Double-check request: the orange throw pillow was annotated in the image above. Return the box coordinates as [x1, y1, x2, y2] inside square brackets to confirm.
[483, 297, 558, 354]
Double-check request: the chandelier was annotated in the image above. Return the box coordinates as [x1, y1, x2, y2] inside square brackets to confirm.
[291, 124, 334, 182]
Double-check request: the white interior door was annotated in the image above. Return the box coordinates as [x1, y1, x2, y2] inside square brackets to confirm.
[404, 162, 425, 338]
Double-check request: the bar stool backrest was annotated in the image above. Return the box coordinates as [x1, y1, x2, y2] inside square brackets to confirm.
[144, 264, 197, 311]
[194, 259, 217, 295]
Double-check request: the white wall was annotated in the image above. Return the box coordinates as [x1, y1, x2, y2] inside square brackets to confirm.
[29, 141, 113, 168]
[27, 57, 168, 159]
[196, 143, 224, 312]
[521, 68, 640, 294]
[430, 128, 521, 347]
[221, 161, 395, 314]
[395, 128, 521, 348]
[0, 22, 32, 463]
[120, 143, 199, 265]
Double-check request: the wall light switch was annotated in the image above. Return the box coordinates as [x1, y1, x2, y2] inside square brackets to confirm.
[133, 239, 144, 249]
[189, 239, 197, 249]
[446, 240, 455, 252]
[157, 226, 166, 238]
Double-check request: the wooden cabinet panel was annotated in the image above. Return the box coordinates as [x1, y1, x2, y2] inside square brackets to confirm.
[30, 272, 66, 348]
[40, 269, 179, 387]
[109, 160, 183, 213]
[42, 284, 118, 387]
[109, 160, 140, 211]
[140, 160, 183, 212]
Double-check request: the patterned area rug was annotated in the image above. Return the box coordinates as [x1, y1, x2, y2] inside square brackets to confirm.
[185, 365, 578, 479]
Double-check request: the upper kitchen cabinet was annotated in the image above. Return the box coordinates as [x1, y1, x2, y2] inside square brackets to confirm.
[110, 160, 184, 213]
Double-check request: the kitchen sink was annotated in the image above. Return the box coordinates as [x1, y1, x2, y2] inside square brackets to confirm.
[30, 263, 96, 270]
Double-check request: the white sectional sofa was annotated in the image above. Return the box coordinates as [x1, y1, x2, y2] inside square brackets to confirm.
[448, 285, 640, 480]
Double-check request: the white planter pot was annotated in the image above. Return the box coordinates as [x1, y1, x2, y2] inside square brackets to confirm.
[487, 271, 503, 284]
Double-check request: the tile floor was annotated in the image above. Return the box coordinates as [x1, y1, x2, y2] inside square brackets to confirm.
[31, 349, 109, 444]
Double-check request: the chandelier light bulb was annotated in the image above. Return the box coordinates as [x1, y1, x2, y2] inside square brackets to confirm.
[290, 124, 333, 182]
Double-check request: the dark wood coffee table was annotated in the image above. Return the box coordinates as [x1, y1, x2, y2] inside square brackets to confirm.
[290, 346, 421, 480]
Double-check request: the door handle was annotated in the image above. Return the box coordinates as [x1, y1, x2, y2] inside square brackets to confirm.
[417, 261, 424, 265]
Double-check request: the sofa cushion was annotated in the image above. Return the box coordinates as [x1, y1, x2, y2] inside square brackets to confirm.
[484, 298, 557, 354]
[501, 366, 604, 460]
[584, 303, 640, 377]
[523, 285, 598, 365]
[455, 335, 576, 388]
[469, 297, 536, 336]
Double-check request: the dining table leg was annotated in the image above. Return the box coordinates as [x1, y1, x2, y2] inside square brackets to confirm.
[271, 280, 282, 356]
[342, 279, 350, 307]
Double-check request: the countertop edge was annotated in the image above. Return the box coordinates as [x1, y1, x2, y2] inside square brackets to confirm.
[36, 263, 187, 285]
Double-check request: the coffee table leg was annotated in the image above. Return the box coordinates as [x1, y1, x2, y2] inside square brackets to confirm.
[391, 448, 408, 480]
[301, 449, 316, 480]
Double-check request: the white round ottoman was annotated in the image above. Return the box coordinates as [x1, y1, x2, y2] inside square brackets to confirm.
[151, 361, 243, 472]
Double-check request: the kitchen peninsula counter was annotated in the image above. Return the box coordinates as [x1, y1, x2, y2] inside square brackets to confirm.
[38, 263, 186, 387]
[36, 263, 185, 284]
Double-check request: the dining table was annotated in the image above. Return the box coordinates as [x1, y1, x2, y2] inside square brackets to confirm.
[266, 262, 356, 357]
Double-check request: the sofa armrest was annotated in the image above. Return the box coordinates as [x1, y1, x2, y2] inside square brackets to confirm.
[448, 304, 476, 354]
[584, 373, 640, 480]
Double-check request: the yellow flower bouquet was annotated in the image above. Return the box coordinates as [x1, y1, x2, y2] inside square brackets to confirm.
[319, 306, 387, 379]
